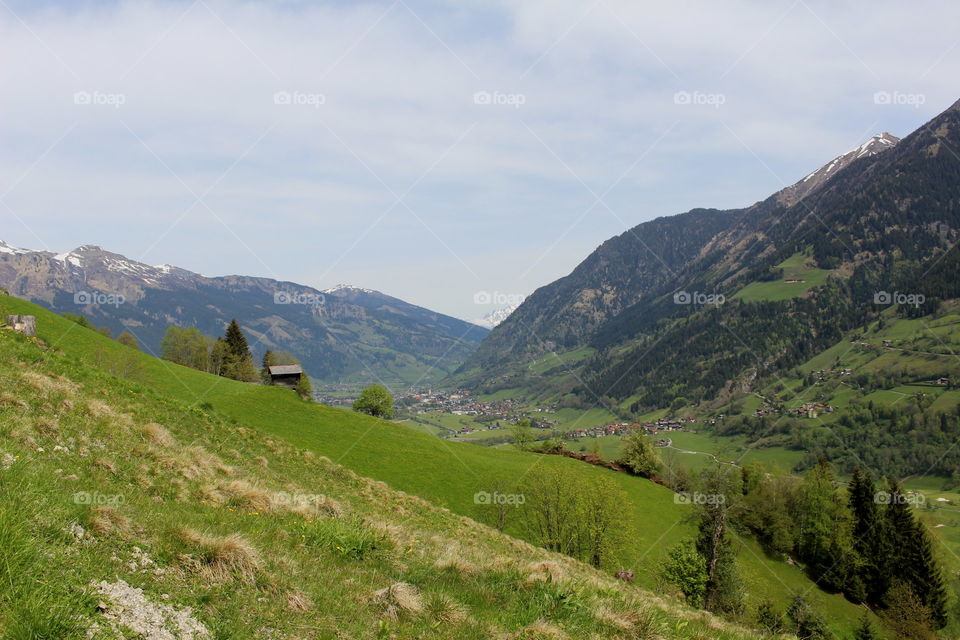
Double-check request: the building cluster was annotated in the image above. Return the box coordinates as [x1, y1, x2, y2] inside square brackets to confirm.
[567, 417, 694, 440]
[402, 389, 557, 420]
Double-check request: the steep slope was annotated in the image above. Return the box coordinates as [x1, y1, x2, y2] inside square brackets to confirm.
[0, 294, 872, 636]
[582, 99, 959, 410]
[0, 244, 487, 384]
[457, 99, 960, 414]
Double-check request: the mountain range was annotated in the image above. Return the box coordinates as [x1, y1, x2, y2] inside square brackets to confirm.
[0, 243, 487, 384]
[456, 99, 960, 413]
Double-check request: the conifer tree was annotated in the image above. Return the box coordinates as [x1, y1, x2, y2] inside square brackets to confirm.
[224, 319, 250, 359]
[885, 483, 948, 629]
[848, 469, 892, 604]
[853, 612, 878, 640]
[221, 319, 257, 382]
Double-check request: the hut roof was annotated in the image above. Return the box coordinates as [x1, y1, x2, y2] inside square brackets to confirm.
[268, 364, 303, 376]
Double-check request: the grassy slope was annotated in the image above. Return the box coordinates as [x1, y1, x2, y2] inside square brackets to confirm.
[0, 295, 869, 635]
[0, 305, 777, 640]
[732, 252, 833, 302]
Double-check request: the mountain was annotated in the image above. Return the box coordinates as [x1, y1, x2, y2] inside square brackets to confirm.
[774, 131, 899, 206]
[456, 99, 960, 413]
[469, 304, 520, 329]
[0, 243, 487, 384]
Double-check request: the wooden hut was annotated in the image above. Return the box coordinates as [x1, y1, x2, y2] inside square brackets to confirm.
[268, 364, 303, 389]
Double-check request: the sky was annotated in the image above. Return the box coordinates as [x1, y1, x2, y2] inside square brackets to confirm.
[1, 0, 958, 321]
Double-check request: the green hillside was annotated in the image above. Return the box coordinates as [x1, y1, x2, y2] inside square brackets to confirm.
[0, 295, 875, 636]
[732, 252, 833, 302]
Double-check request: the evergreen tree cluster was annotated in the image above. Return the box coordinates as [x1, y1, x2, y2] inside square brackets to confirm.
[737, 462, 948, 635]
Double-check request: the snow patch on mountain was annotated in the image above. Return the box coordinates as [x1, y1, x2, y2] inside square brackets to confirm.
[0, 240, 36, 256]
[781, 132, 900, 206]
[470, 304, 519, 329]
[322, 284, 378, 295]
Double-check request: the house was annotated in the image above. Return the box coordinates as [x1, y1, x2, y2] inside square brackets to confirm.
[937, 377, 950, 386]
[267, 364, 304, 389]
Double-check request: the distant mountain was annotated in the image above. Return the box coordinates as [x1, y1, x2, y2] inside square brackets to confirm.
[456, 99, 960, 412]
[469, 304, 520, 329]
[0, 243, 487, 384]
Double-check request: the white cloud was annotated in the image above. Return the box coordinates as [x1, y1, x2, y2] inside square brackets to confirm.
[0, 0, 958, 317]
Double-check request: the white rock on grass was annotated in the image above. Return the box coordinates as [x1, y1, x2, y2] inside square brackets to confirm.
[92, 579, 209, 640]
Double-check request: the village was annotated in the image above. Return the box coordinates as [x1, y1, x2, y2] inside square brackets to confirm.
[565, 417, 695, 447]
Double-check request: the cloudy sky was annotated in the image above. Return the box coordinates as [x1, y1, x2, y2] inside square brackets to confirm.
[1, 0, 958, 320]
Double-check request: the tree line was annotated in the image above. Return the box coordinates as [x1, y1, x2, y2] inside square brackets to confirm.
[659, 460, 950, 639]
[161, 319, 312, 399]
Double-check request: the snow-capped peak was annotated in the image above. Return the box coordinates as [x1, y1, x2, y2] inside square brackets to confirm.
[470, 304, 520, 329]
[322, 284, 377, 295]
[0, 240, 36, 256]
[780, 132, 900, 206]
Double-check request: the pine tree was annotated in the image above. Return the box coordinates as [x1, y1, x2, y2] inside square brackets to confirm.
[885, 483, 949, 629]
[224, 319, 250, 358]
[847, 469, 891, 604]
[221, 319, 257, 382]
[853, 612, 878, 640]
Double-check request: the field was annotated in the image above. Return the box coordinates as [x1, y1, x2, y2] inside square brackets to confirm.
[0, 294, 878, 637]
[732, 252, 833, 302]
[569, 431, 804, 475]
